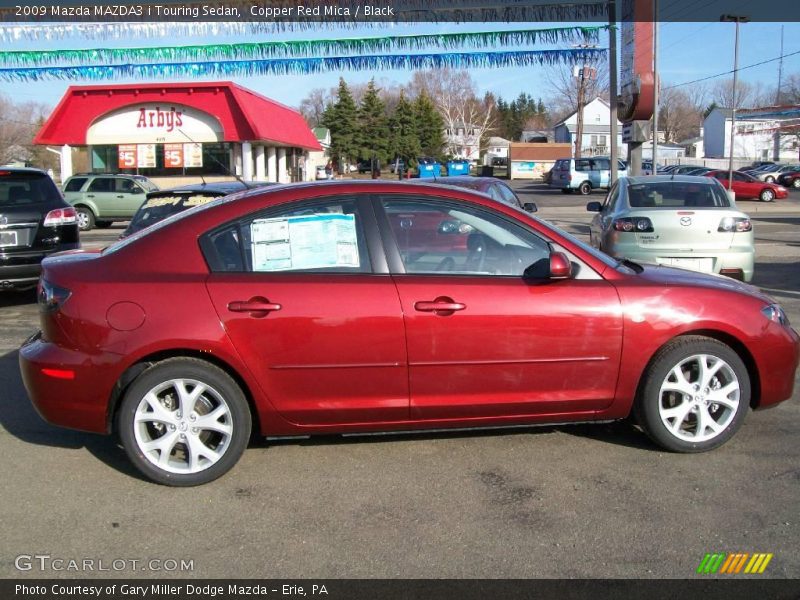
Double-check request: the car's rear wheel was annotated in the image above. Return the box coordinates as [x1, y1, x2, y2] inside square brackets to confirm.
[75, 206, 95, 231]
[634, 336, 749, 453]
[578, 181, 592, 195]
[760, 189, 775, 202]
[792, 178, 800, 189]
[117, 358, 251, 486]
[765, 176, 775, 183]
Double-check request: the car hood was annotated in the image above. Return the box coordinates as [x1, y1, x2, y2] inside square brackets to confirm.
[633, 262, 774, 304]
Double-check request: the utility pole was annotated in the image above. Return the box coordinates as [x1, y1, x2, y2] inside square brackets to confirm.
[776, 25, 784, 105]
[609, 0, 619, 184]
[652, 0, 659, 173]
[721, 14, 749, 191]
[575, 66, 587, 159]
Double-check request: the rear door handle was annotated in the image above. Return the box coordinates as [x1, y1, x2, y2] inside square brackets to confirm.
[414, 297, 466, 315]
[228, 297, 282, 317]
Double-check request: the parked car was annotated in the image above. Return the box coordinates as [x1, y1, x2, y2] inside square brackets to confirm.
[587, 175, 755, 282]
[549, 157, 628, 195]
[747, 164, 800, 183]
[0, 167, 80, 290]
[423, 176, 537, 213]
[749, 161, 776, 169]
[62, 173, 158, 231]
[683, 167, 713, 176]
[315, 165, 327, 180]
[668, 165, 708, 176]
[121, 181, 278, 238]
[20, 180, 799, 485]
[704, 170, 789, 202]
[777, 170, 800, 189]
[389, 158, 406, 174]
[356, 160, 372, 174]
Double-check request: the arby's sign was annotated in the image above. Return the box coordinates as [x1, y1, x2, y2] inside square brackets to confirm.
[87, 103, 223, 145]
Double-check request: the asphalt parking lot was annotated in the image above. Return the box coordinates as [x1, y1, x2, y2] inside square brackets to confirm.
[1, 182, 799, 579]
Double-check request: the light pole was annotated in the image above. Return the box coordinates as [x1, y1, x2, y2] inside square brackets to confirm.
[652, 0, 659, 175]
[721, 14, 750, 190]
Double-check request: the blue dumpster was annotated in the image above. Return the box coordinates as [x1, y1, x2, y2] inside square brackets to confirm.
[417, 157, 440, 178]
[446, 160, 470, 176]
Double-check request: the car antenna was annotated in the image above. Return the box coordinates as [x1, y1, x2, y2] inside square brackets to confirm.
[177, 128, 253, 189]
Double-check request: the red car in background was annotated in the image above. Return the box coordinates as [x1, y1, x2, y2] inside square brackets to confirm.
[777, 170, 800, 189]
[18, 181, 800, 486]
[704, 170, 789, 202]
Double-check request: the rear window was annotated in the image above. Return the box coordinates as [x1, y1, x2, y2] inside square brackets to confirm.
[64, 177, 87, 192]
[126, 192, 223, 235]
[628, 182, 731, 208]
[0, 171, 63, 206]
[133, 176, 158, 192]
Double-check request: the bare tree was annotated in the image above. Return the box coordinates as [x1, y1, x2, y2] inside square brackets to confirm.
[298, 88, 333, 127]
[711, 78, 755, 109]
[407, 69, 496, 159]
[0, 93, 52, 166]
[658, 87, 704, 143]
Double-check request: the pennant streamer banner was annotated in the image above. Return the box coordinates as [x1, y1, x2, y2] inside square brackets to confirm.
[0, 26, 606, 67]
[0, 48, 607, 83]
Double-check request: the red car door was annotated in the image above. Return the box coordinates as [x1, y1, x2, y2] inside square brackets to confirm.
[204, 198, 409, 426]
[379, 197, 624, 420]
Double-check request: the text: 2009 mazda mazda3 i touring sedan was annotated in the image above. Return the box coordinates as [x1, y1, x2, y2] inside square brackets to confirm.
[19, 181, 799, 486]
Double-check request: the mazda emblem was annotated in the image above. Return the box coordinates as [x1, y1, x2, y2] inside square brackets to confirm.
[680, 216, 692, 226]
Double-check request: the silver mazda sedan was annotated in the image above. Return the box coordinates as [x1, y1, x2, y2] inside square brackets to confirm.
[587, 176, 755, 282]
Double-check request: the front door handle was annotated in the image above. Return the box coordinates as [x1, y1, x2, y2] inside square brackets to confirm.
[228, 296, 282, 317]
[414, 296, 466, 316]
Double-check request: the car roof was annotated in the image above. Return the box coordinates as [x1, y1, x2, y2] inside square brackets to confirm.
[0, 166, 49, 175]
[623, 175, 720, 185]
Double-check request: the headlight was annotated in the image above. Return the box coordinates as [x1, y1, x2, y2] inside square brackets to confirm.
[761, 303, 790, 326]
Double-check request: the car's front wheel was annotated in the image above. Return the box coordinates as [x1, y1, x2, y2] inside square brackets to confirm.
[792, 178, 800, 189]
[765, 176, 775, 183]
[117, 358, 251, 486]
[760, 189, 775, 202]
[634, 336, 749, 453]
[75, 206, 95, 231]
[578, 181, 592, 195]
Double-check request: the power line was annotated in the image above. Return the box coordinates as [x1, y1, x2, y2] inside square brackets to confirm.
[662, 48, 800, 91]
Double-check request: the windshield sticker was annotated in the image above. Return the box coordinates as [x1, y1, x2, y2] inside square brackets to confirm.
[250, 213, 359, 272]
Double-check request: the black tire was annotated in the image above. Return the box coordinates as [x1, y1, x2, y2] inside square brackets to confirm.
[75, 206, 95, 231]
[634, 336, 750, 453]
[764, 176, 775, 183]
[760, 188, 775, 202]
[117, 358, 251, 486]
[792, 178, 800, 189]
[578, 181, 592, 195]
[95, 220, 113, 229]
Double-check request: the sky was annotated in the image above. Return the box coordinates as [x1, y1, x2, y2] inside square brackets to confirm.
[1, 21, 799, 111]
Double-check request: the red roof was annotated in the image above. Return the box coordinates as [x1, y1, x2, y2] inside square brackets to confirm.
[34, 81, 321, 151]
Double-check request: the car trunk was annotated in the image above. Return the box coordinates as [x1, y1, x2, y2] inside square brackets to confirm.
[0, 206, 43, 251]
[630, 209, 736, 258]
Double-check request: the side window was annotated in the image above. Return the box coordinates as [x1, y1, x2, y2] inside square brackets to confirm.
[486, 185, 504, 202]
[64, 177, 87, 192]
[732, 172, 747, 182]
[592, 158, 610, 170]
[87, 178, 113, 193]
[381, 198, 550, 277]
[575, 159, 591, 172]
[203, 199, 370, 274]
[116, 178, 139, 193]
[603, 182, 619, 211]
[496, 183, 521, 207]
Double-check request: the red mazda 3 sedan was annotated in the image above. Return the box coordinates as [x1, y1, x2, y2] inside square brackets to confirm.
[19, 181, 799, 486]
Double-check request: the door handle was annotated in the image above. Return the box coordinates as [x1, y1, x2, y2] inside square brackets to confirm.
[228, 297, 282, 317]
[414, 297, 466, 316]
[86, 194, 95, 198]
[116, 195, 124, 198]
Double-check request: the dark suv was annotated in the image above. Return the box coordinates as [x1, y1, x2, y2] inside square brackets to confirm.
[0, 168, 80, 290]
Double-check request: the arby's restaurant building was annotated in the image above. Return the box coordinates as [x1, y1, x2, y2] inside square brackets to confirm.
[34, 81, 322, 184]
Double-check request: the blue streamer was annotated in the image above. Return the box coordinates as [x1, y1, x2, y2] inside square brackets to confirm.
[0, 48, 607, 82]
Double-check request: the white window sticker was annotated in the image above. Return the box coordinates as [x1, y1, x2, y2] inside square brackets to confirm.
[250, 213, 359, 272]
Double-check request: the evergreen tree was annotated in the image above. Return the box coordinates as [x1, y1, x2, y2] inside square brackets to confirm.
[322, 78, 359, 170]
[413, 90, 445, 159]
[388, 91, 421, 168]
[356, 79, 390, 163]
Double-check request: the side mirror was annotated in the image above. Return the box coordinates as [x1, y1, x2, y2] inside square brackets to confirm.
[549, 251, 572, 279]
[586, 201, 602, 212]
[522, 202, 538, 213]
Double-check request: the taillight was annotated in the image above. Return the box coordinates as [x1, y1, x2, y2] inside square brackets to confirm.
[37, 279, 71, 312]
[43, 207, 77, 227]
[718, 217, 752, 232]
[613, 217, 654, 232]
